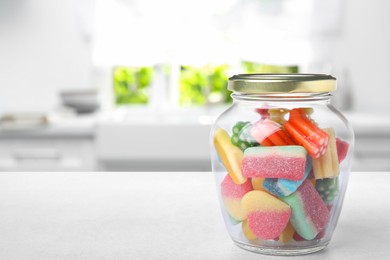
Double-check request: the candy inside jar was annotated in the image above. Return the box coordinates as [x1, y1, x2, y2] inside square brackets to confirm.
[210, 74, 354, 256]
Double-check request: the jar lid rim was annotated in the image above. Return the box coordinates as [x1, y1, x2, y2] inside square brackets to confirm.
[228, 73, 336, 94]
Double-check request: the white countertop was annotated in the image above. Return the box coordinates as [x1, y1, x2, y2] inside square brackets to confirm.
[0, 171, 388, 259]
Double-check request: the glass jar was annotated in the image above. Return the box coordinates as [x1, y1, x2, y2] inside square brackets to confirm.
[210, 74, 354, 255]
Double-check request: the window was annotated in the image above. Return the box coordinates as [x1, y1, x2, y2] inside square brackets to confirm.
[179, 64, 231, 106]
[113, 66, 154, 105]
[92, 0, 342, 111]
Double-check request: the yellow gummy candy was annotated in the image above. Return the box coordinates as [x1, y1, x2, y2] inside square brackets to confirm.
[214, 128, 246, 184]
[241, 190, 289, 214]
[251, 177, 266, 192]
[242, 219, 257, 240]
[313, 128, 340, 179]
[279, 222, 295, 243]
[269, 108, 289, 125]
[223, 197, 247, 221]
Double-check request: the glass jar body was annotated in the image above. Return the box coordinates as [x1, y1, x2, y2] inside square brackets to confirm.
[210, 93, 354, 255]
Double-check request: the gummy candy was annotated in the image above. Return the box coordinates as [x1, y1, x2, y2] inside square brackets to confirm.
[231, 121, 259, 151]
[315, 177, 339, 205]
[242, 190, 291, 240]
[214, 128, 246, 184]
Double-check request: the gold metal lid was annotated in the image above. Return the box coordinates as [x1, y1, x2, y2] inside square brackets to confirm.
[228, 74, 336, 94]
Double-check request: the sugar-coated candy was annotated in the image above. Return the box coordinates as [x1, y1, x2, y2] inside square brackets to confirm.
[242, 190, 291, 240]
[303, 107, 314, 115]
[242, 146, 307, 180]
[251, 177, 266, 192]
[221, 174, 253, 221]
[292, 232, 306, 241]
[281, 180, 330, 240]
[293, 228, 327, 241]
[284, 108, 329, 159]
[231, 121, 259, 151]
[214, 128, 246, 184]
[293, 205, 333, 241]
[315, 177, 339, 205]
[268, 108, 289, 125]
[251, 118, 295, 146]
[336, 138, 349, 163]
[262, 156, 312, 197]
[242, 219, 257, 240]
[313, 128, 340, 179]
[255, 107, 270, 118]
[309, 176, 316, 187]
[279, 222, 295, 243]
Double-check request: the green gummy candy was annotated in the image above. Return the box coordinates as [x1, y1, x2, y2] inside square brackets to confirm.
[315, 177, 339, 205]
[232, 122, 246, 134]
[231, 121, 259, 151]
[239, 125, 257, 143]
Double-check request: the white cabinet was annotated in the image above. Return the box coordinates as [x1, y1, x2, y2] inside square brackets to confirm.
[0, 137, 96, 171]
[353, 133, 390, 171]
[0, 116, 97, 171]
[347, 112, 390, 171]
[96, 117, 212, 171]
[1, 112, 386, 172]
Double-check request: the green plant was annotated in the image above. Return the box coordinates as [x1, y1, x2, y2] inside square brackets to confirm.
[242, 61, 299, 74]
[113, 66, 154, 105]
[179, 64, 232, 106]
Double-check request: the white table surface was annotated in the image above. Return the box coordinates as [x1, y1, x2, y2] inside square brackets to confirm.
[0, 171, 388, 260]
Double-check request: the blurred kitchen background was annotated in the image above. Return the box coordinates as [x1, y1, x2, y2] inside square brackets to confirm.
[0, 0, 389, 172]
